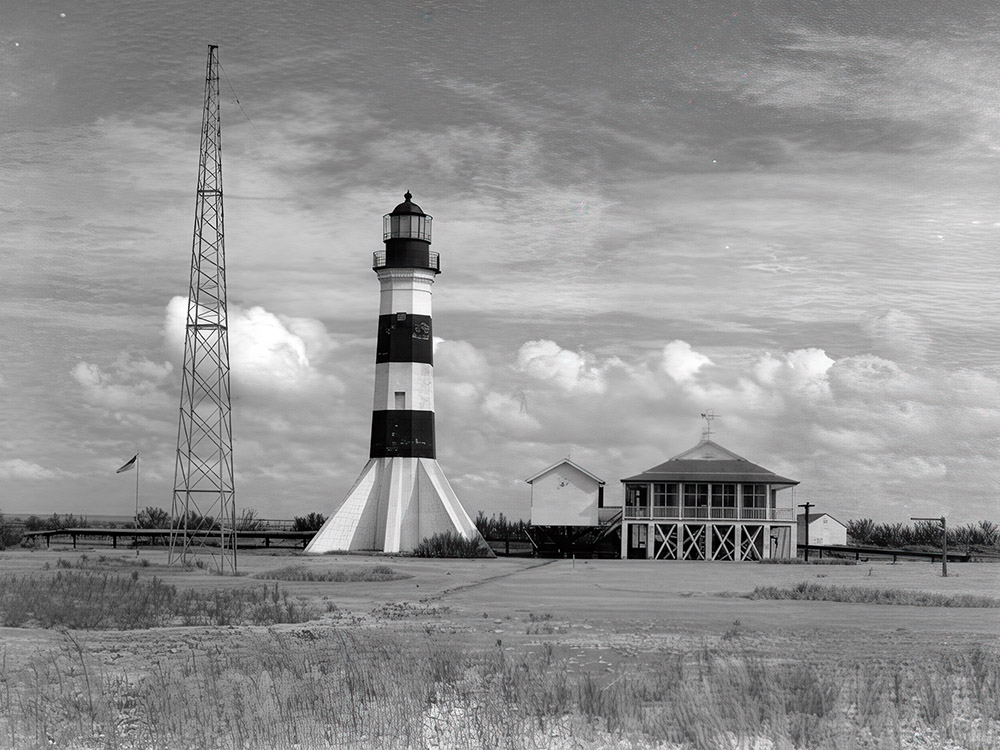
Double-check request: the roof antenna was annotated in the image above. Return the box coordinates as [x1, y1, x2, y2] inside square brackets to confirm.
[700, 409, 721, 440]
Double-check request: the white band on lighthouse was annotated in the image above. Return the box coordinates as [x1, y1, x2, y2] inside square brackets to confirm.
[377, 268, 435, 317]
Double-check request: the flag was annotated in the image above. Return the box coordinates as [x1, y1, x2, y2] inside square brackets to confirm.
[116, 454, 138, 474]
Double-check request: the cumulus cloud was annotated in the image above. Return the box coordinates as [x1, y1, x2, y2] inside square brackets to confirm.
[434, 338, 490, 384]
[516, 340, 606, 393]
[164, 296, 342, 395]
[480, 392, 542, 434]
[661, 340, 713, 383]
[72, 355, 173, 411]
[0, 459, 61, 480]
[435, 335, 999, 523]
[863, 309, 933, 362]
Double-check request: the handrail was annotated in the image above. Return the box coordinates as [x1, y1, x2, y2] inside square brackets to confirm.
[623, 507, 795, 522]
[372, 250, 440, 271]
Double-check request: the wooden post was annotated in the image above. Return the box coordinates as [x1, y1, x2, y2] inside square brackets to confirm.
[912, 516, 948, 578]
[942, 517, 948, 578]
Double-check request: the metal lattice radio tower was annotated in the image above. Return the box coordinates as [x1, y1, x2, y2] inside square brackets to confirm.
[169, 44, 237, 573]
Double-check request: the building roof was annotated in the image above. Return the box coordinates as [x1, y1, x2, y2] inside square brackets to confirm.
[389, 191, 426, 216]
[796, 512, 846, 527]
[621, 439, 798, 486]
[525, 458, 605, 485]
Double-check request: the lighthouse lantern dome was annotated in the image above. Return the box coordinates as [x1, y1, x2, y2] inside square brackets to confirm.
[383, 191, 432, 242]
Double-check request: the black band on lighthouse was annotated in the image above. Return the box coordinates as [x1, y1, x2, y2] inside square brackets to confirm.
[369, 410, 436, 458]
[375, 314, 433, 364]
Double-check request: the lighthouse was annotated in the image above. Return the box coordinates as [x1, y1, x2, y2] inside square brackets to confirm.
[305, 193, 479, 553]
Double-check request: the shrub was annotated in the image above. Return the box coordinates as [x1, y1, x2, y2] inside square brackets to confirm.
[412, 530, 495, 558]
[475, 511, 528, 541]
[293, 512, 326, 531]
[0, 511, 24, 550]
[134, 506, 171, 529]
[22, 513, 87, 532]
[235, 508, 266, 531]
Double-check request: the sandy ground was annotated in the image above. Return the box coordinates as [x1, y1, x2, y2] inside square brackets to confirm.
[1, 546, 996, 670]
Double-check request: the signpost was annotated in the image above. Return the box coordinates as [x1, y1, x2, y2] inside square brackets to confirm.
[911, 516, 948, 577]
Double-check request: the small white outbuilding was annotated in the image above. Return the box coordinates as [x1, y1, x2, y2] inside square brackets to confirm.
[796, 512, 848, 546]
[525, 459, 609, 527]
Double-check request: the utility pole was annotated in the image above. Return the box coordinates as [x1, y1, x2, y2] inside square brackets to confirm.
[912, 516, 948, 577]
[798, 502, 813, 562]
[169, 45, 237, 574]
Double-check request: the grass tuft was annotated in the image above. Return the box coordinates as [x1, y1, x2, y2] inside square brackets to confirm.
[253, 564, 410, 583]
[758, 557, 858, 565]
[743, 581, 1000, 607]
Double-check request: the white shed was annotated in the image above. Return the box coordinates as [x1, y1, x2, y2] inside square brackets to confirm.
[796, 513, 847, 546]
[526, 459, 608, 527]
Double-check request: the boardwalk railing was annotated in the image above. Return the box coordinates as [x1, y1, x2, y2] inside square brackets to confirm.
[22, 528, 316, 550]
[798, 543, 971, 563]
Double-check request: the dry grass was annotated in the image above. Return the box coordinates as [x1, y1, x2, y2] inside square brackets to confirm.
[0, 571, 321, 629]
[742, 581, 1000, 607]
[1, 554, 998, 749]
[252, 563, 410, 583]
[758, 557, 858, 565]
[1, 629, 998, 749]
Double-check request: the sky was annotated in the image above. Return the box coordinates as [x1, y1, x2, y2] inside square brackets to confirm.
[1, 0, 997, 525]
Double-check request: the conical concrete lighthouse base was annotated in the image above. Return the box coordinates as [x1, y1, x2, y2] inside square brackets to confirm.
[304, 458, 479, 554]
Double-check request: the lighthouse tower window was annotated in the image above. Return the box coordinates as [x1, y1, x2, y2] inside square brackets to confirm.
[395, 392, 406, 409]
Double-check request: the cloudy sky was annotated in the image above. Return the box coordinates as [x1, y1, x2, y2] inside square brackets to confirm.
[2, 0, 997, 524]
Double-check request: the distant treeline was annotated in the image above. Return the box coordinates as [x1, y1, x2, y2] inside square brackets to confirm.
[847, 518, 998, 550]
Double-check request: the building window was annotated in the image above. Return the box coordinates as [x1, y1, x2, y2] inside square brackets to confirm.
[712, 484, 736, 506]
[742, 484, 766, 519]
[683, 483, 709, 518]
[652, 483, 678, 518]
[712, 484, 736, 518]
[625, 484, 648, 518]
[395, 392, 406, 409]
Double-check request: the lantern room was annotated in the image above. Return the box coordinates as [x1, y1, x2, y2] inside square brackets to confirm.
[374, 192, 439, 273]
